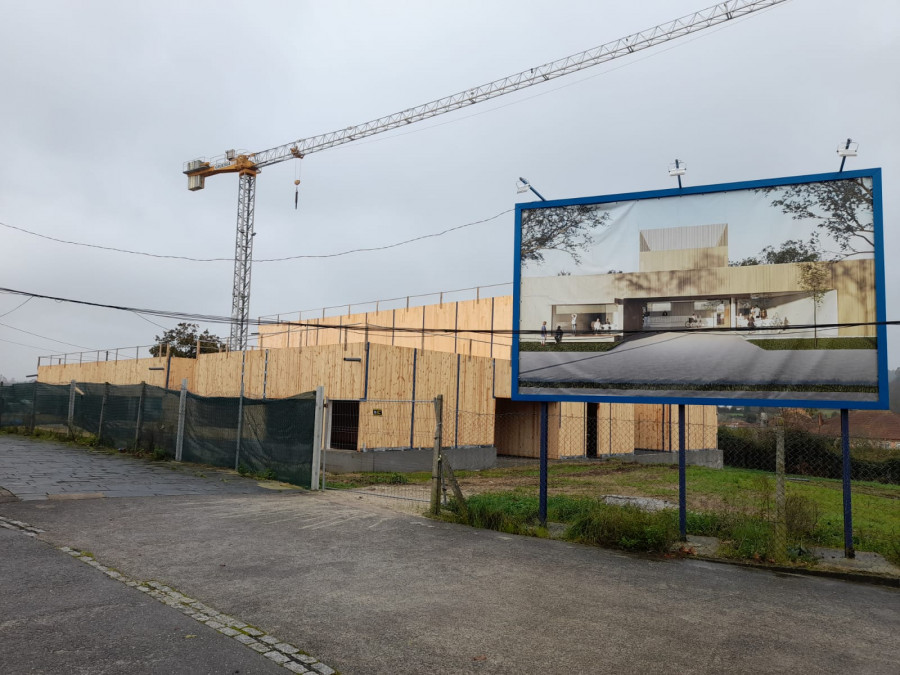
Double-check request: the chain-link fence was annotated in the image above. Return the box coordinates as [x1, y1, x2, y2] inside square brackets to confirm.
[442, 406, 899, 569]
[0, 381, 318, 488]
[322, 399, 439, 507]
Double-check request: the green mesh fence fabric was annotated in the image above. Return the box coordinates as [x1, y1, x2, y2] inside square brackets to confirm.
[182, 394, 241, 468]
[0, 381, 316, 488]
[238, 393, 316, 487]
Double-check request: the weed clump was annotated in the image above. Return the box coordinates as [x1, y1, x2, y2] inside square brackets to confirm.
[564, 504, 679, 553]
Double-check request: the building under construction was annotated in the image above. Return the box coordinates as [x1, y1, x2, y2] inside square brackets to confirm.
[38, 292, 718, 460]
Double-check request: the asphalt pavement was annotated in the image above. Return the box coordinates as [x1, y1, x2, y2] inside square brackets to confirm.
[519, 332, 880, 402]
[1, 435, 899, 674]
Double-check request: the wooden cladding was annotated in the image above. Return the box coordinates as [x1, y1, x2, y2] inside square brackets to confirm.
[259, 296, 514, 361]
[38, 340, 717, 457]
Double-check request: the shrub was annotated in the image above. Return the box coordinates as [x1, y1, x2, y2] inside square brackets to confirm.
[564, 504, 679, 553]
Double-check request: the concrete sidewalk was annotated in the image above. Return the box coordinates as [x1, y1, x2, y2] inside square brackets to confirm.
[0, 526, 290, 675]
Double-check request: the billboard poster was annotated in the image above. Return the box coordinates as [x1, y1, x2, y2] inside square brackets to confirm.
[512, 169, 887, 408]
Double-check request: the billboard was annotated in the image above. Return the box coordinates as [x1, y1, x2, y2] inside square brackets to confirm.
[512, 169, 886, 409]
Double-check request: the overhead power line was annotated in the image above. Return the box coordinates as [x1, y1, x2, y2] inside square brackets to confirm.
[0, 296, 33, 318]
[0, 210, 512, 263]
[0, 320, 93, 351]
[3, 283, 896, 338]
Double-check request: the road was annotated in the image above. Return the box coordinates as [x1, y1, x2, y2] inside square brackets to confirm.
[1, 435, 898, 674]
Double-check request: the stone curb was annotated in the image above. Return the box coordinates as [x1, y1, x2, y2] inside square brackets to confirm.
[690, 554, 900, 589]
[0, 515, 338, 674]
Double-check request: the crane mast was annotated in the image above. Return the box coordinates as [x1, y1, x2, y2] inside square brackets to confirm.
[184, 0, 788, 351]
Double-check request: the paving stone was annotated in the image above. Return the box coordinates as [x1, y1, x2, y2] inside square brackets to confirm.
[284, 663, 309, 674]
[234, 634, 258, 646]
[205, 620, 224, 630]
[217, 626, 239, 637]
[243, 627, 264, 637]
[260, 635, 280, 645]
[275, 643, 299, 654]
[295, 655, 317, 664]
[310, 663, 335, 675]
[264, 651, 290, 664]
[249, 642, 270, 653]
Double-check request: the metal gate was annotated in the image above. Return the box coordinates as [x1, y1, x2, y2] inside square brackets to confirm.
[321, 398, 440, 507]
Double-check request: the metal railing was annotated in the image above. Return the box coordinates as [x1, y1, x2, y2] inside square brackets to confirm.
[258, 282, 512, 324]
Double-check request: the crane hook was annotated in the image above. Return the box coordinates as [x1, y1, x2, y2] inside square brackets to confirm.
[294, 179, 301, 210]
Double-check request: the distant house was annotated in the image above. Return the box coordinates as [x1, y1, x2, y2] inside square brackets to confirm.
[787, 410, 900, 449]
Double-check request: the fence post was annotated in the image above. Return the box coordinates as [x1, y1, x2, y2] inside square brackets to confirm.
[29, 380, 38, 433]
[234, 351, 246, 471]
[133, 382, 146, 450]
[164, 351, 173, 391]
[678, 403, 687, 541]
[67, 380, 76, 438]
[431, 395, 444, 515]
[175, 379, 187, 462]
[840, 409, 855, 558]
[774, 420, 786, 558]
[311, 385, 324, 490]
[539, 402, 548, 527]
[322, 398, 332, 490]
[98, 383, 109, 444]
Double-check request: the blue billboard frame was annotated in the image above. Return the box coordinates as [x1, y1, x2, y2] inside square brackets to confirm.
[511, 168, 887, 409]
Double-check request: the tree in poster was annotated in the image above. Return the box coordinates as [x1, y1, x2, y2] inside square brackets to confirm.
[758, 177, 874, 259]
[798, 261, 830, 347]
[731, 234, 821, 267]
[520, 205, 610, 265]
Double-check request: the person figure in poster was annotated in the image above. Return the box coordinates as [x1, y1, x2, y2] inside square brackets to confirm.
[571, 313, 578, 334]
[554, 325, 563, 344]
[540, 321, 547, 346]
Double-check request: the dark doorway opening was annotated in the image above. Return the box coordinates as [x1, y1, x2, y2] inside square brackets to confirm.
[585, 402, 598, 458]
[330, 400, 360, 450]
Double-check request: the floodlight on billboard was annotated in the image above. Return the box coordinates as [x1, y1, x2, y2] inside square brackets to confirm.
[512, 169, 886, 409]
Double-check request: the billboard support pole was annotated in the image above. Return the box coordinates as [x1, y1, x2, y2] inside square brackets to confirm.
[840, 408, 855, 558]
[678, 404, 687, 541]
[539, 402, 549, 527]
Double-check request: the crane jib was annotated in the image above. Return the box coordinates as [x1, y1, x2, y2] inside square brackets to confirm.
[182, 0, 790, 351]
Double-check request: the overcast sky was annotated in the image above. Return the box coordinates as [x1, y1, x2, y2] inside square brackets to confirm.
[1, 0, 898, 381]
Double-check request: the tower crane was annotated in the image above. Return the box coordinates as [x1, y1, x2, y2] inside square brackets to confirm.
[184, 0, 788, 351]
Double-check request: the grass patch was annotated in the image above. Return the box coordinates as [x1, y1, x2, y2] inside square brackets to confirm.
[519, 381, 879, 393]
[448, 460, 900, 566]
[326, 470, 431, 489]
[748, 337, 877, 350]
[565, 502, 679, 553]
[519, 342, 619, 352]
[237, 464, 277, 481]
